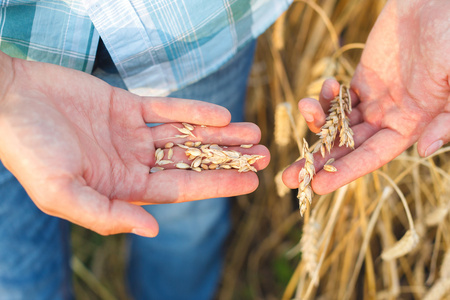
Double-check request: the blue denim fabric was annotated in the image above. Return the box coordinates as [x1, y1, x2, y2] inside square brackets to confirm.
[0, 40, 256, 300]
[0, 163, 74, 300]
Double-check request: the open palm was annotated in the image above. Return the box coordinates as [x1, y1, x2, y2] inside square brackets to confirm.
[0, 54, 269, 237]
[283, 0, 450, 194]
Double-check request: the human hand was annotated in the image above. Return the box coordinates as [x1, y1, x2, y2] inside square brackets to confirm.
[0, 53, 270, 237]
[283, 0, 449, 194]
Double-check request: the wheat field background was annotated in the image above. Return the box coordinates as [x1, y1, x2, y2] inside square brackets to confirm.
[72, 1, 450, 299]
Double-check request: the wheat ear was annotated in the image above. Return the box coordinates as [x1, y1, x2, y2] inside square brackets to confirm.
[297, 139, 315, 217]
[317, 84, 354, 157]
[300, 215, 321, 275]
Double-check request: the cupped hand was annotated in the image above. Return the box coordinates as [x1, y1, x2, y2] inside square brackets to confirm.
[0, 53, 269, 237]
[283, 0, 450, 195]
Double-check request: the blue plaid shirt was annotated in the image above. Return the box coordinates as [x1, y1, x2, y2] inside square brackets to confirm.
[0, 0, 291, 96]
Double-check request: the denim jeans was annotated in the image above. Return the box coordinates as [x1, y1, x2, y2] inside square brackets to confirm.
[0, 40, 256, 300]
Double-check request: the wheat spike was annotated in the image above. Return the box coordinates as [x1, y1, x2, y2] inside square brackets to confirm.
[317, 84, 354, 156]
[300, 216, 321, 275]
[297, 139, 315, 216]
[274, 102, 292, 147]
[381, 229, 419, 260]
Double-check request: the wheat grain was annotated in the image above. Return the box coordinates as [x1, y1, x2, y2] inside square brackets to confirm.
[323, 164, 337, 172]
[182, 122, 195, 131]
[157, 160, 174, 166]
[155, 148, 164, 163]
[175, 162, 191, 169]
[150, 167, 164, 173]
[172, 124, 196, 138]
[175, 134, 190, 138]
[381, 229, 419, 260]
[325, 158, 335, 165]
[240, 144, 253, 148]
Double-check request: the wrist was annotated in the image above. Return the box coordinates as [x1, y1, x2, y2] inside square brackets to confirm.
[0, 51, 15, 106]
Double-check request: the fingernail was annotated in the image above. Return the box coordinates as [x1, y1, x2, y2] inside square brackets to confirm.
[424, 140, 443, 157]
[303, 112, 314, 122]
[323, 89, 335, 100]
[132, 228, 157, 238]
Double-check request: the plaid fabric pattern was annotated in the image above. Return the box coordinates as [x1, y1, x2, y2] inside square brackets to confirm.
[0, 1, 99, 72]
[0, 0, 292, 95]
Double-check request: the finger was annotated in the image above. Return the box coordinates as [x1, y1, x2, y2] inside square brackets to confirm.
[298, 98, 327, 133]
[151, 122, 262, 148]
[39, 177, 159, 237]
[298, 99, 364, 134]
[312, 129, 413, 194]
[318, 78, 360, 110]
[140, 97, 231, 126]
[282, 121, 378, 189]
[142, 169, 260, 204]
[417, 112, 450, 157]
[319, 78, 341, 112]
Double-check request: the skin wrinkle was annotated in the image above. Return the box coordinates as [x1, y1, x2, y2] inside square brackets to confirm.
[107, 88, 138, 199]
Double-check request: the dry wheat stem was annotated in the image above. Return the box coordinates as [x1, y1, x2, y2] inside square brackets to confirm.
[342, 186, 393, 300]
[376, 171, 418, 261]
[331, 43, 365, 60]
[423, 278, 450, 300]
[294, 0, 339, 50]
[302, 185, 349, 299]
[377, 171, 416, 232]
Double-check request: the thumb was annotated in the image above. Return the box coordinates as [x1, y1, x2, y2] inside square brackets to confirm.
[417, 112, 450, 157]
[39, 177, 159, 237]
